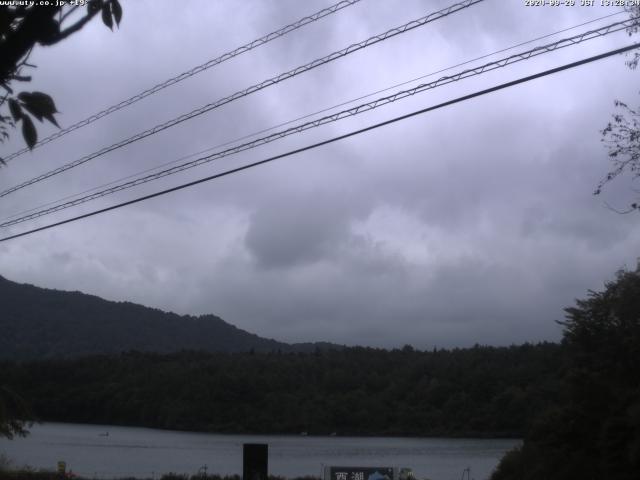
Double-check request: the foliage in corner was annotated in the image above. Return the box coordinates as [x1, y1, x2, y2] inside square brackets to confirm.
[491, 262, 640, 480]
[0, 0, 123, 162]
[597, 5, 640, 213]
[0, 385, 32, 440]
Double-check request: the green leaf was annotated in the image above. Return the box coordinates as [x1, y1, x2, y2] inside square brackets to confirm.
[44, 112, 59, 128]
[111, 0, 122, 26]
[17, 91, 59, 127]
[102, 3, 113, 30]
[21, 115, 37, 149]
[18, 91, 58, 114]
[8, 98, 22, 122]
[20, 102, 43, 122]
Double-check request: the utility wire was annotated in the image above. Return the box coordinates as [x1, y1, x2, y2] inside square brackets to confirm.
[1, 17, 634, 228]
[1, 0, 364, 162]
[0, 0, 484, 199]
[1, 9, 624, 224]
[1, 42, 638, 243]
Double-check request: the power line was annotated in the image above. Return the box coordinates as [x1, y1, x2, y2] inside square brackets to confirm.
[2, 9, 624, 224]
[0, 0, 484, 199]
[2, 42, 638, 243]
[1, 0, 364, 162]
[1, 17, 633, 228]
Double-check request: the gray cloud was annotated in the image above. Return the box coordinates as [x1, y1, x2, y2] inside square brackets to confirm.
[1, 0, 639, 349]
[244, 189, 371, 269]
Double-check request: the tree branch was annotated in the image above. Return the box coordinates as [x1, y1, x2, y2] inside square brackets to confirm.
[49, 7, 101, 43]
[59, 5, 80, 25]
[0, 7, 59, 84]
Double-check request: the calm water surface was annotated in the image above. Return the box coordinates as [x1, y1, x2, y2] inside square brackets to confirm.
[0, 423, 519, 480]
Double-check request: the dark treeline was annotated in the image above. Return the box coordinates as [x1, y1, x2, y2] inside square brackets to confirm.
[1, 343, 563, 438]
[491, 264, 640, 480]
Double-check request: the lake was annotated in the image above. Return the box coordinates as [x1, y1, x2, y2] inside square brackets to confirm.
[0, 423, 519, 480]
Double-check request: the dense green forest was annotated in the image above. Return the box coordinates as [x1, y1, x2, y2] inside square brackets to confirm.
[1, 343, 563, 438]
[3, 265, 638, 478]
[491, 264, 640, 480]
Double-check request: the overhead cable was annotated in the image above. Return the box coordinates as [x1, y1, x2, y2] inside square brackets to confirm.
[2, 42, 638, 243]
[1, 0, 364, 162]
[0, 17, 634, 228]
[1, 9, 624, 224]
[0, 0, 485, 198]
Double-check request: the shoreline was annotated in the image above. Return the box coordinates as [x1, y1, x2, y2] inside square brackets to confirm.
[16, 421, 523, 441]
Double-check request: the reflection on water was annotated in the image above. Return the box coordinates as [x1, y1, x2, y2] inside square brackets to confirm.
[0, 423, 519, 480]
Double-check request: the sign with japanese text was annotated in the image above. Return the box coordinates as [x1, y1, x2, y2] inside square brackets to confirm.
[329, 467, 394, 480]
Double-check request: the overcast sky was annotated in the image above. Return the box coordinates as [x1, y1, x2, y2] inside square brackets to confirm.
[1, 0, 639, 348]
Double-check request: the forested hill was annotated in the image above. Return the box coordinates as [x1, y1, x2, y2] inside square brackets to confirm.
[0, 275, 335, 359]
[1, 344, 564, 438]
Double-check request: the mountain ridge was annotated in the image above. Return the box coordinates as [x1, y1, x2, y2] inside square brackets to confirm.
[0, 275, 339, 359]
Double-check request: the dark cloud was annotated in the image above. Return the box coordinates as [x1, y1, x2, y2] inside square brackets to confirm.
[244, 189, 370, 269]
[1, 0, 639, 349]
